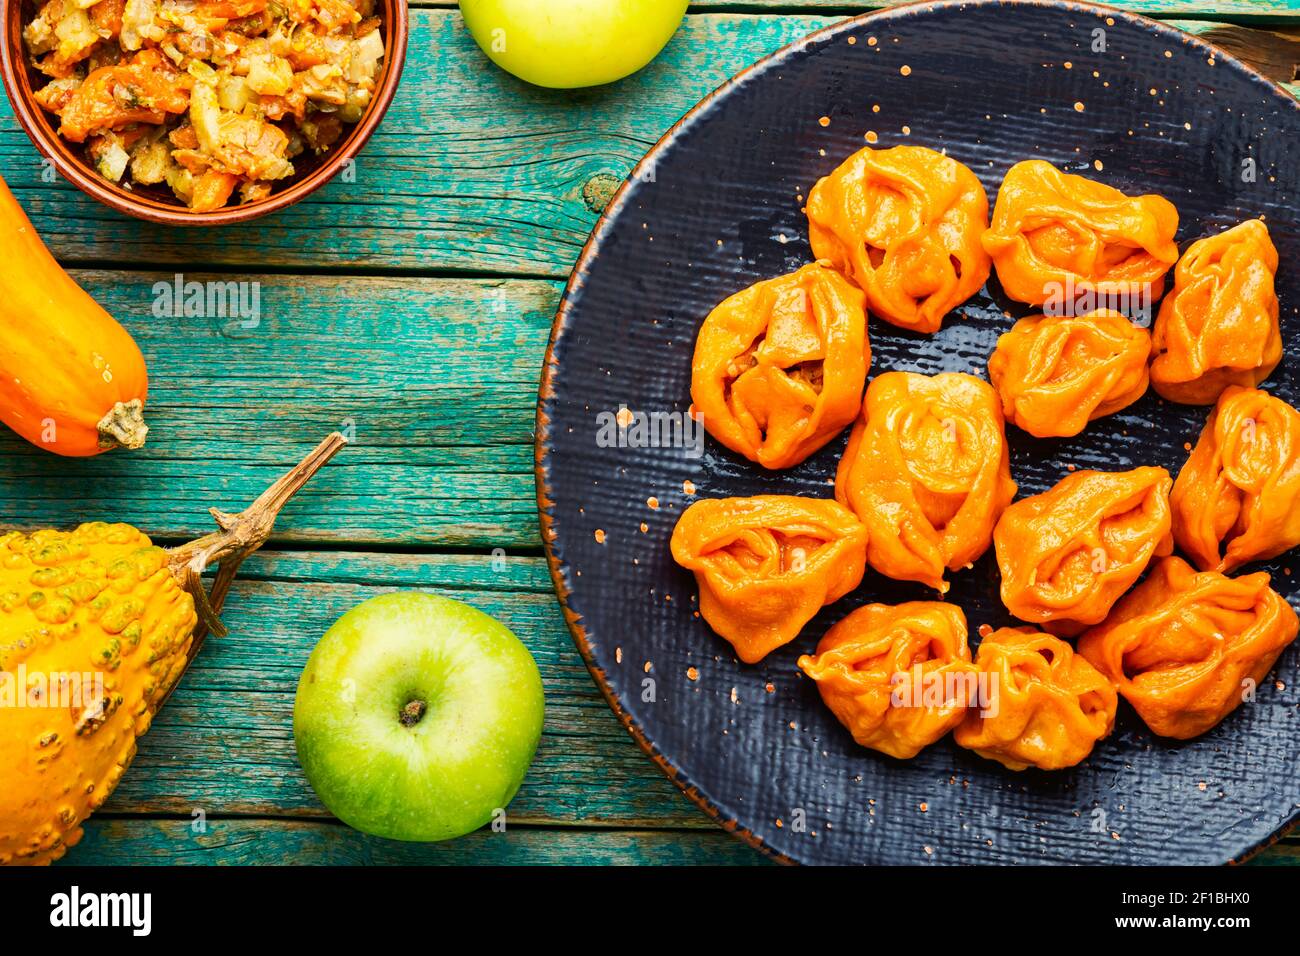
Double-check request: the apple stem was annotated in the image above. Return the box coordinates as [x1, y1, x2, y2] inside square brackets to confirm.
[400, 700, 427, 727]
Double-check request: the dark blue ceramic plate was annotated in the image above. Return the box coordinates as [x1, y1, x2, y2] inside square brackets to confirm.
[536, 0, 1300, 865]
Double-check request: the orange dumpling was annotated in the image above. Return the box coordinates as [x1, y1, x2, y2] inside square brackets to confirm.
[798, 602, 976, 759]
[954, 627, 1117, 771]
[691, 262, 869, 469]
[994, 466, 1173, 632]
[1171, 386, 1300, 573]
[1151, 220, 1281, 405]
[988, 309, 1152, 438]
[806, 145, 991, 333]
[670, 496, 868, 663]
[982, 159, 1179, 306]
[835, 372, 1016, 593]
[1078, 557, 1298, 739]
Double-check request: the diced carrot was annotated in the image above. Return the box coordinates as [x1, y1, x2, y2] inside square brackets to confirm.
[188, 0, 267, 27]
[58, 50, 191, 143]
[188, 170, 239, 211]
[287, 0, 316, 23]
[89, 0, 126, 38]
[286, 29, 330, 70]
[195, 0, 268, 17]
[239, 180, 273, 204]
[33, 80, 78, 114]
[171, 149, 213, 174]
[169, 124, 200, 150]
[311, 0, 360, 29]
[211, 117, 291, 179]
[114, 125, 150, 149]
[258, 90, 307, 122]
[35, 54, 78, 80]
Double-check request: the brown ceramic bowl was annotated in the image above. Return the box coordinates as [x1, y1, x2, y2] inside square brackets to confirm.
[0, 0, 408, 225]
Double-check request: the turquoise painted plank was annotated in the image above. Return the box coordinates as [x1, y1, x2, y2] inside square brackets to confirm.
[3, 12, 1291, 275]
[60, 816, 1299, 866]
[102, 551, 710, 830]
[0, 272, 556, 548]
[65, 818, 770, 865]
[1250, 842, 1300, 865]
[1172, 20, 1300, 82]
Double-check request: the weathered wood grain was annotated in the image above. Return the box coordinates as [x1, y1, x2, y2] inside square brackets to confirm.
[68, 818, 769, 865]
[1172, 22, 1299, 79]
[104, 550, 709, 830]
[1252, 842, 1300, 864]
[0, 272, 556, 548]
[1, 11, 1294, 276]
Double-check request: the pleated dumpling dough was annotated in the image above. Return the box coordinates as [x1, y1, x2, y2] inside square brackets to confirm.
[1171, 386, 1300, 573]
[994, 466, 1173, 633]
[806, 145, 991, 333]
[670, 496, 867, 663]
[988, 309, 1152, 438]
[982, 159, 1179, 306]
[691, 262, 869, 469]
[1079, 557, 1298, 739]
[955, 627, 1117, 771]
[835, 371, 1016, 593]
[1151, 220, 1281, 405]
[798, 602, 976, 759]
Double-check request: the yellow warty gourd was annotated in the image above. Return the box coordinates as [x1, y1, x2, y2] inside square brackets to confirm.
[0, 434, 345, 865]
[0, 524, 197, 865]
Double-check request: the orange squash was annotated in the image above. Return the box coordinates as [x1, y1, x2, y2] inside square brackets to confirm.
[982, 159, 1179, 307]
[987, 309, 1151, 438]
[954, 627, 1117, 771]
[1150, 220, 1281, 405]
[806, 145, 991, 333]
[1171, 386, 1300, 573]
[835, 371, 1016, 593]
[1078, 556, 1298, 740]
[798, 601, 976, 759]
[690, 262, 869, 469]
[994, 466, 1173, 633]
[0, 173, 149, 456]
[670, 495, 867, 663]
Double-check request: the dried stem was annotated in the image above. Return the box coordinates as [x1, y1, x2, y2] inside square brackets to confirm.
[167, 433, 348, 653]
[97, 399, 149, 451]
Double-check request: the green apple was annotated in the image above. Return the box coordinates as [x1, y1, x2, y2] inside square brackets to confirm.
[459, 0, 688, 89]
[294, 592, 544, 842]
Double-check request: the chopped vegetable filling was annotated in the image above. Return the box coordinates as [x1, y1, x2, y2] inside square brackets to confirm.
[25, 0, 384, 210]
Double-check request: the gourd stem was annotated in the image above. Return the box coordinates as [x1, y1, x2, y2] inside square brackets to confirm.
[97, 399, 149, 451]
[166, 432, 348, 649]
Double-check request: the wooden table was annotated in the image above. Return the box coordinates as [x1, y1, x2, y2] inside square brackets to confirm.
[2, 0, 1297, 866]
